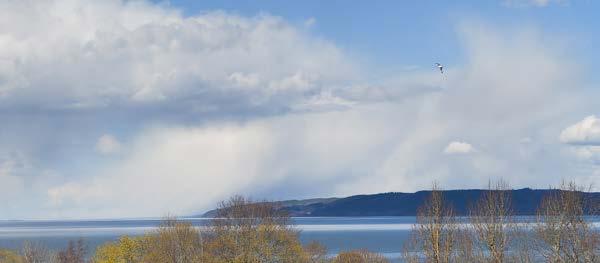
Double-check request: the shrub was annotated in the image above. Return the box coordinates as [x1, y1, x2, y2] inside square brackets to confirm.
[0, 249, 23, 263]
[334, 249, 388, 263]
[204, 195, 308, 263]
[93, 236, 147, 263]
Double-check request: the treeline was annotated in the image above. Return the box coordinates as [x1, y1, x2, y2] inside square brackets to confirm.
[403, 180, 599, 263]
[0, 196, 387, 263]
[0, 181, 598, 263]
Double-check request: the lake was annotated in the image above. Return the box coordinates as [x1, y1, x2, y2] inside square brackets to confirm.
[0, 216, 598, 262]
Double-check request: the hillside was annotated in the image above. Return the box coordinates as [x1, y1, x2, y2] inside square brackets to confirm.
[199, 188, 600, 217]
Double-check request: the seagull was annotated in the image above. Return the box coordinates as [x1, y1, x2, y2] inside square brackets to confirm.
[435, 63, 443, 74]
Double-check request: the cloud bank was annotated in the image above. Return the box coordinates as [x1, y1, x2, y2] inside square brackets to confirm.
[0, 0, 597, 218]
[0, 0, 361, 113]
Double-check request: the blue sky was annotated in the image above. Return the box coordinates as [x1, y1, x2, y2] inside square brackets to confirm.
[0, 0, 599, 219]
[161, 0, 599, 71]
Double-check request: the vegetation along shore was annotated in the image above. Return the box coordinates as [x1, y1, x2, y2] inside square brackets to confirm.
[0, 180, 598, 263]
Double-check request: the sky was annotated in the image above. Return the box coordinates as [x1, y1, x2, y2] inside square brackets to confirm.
[0, 0, 599, 219]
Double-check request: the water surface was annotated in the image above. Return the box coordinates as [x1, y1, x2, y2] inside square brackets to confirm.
[0, 216, 597, 262]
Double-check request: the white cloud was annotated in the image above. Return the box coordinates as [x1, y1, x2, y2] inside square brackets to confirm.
[503, 0, 566, 7]
[44, 21, 592, 217]
[560, 116, 600, 167]
[50, 124, 276, 215]
[47, 107, 406, 217]
[304, 17, 316, 28]
[520, 137, 533, 144]
[293, 90, 356, 111]
[228, 72, 260, 88]
[0, 1, 595, 218]
[0, 153, 27, 197]
[0, 1, 358, 112]
[559, 115, 600, 145]
[444, 141, 475, 154]
[569, 146, 600, 161]
[95, 134, 122, 154]
[534, 0, 551, 6]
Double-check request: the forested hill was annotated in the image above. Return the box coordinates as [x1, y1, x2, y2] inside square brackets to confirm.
[200, 188, 600, 217]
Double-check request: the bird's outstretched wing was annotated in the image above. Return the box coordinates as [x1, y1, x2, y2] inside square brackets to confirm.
[435, 63, 443, 74]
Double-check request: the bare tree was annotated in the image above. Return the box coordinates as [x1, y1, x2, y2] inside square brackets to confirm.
[304, 241, 328, 263]
[22, 241, 55, 263]
[469, 180, 514, 263]
[533, 181, 599, 263]
[454, 227, 477, 263]
[403, 183, 458, 263]
[56, 239, 86, 263]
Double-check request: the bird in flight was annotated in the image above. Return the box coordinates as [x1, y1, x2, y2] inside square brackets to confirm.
[435, 63, 443, 74]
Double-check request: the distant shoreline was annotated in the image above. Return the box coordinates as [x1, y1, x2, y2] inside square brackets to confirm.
[199, 188, 600, 217]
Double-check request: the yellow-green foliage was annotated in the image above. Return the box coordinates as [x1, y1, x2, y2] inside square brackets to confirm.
[205, 224, 308, 263]
[93, 220, 205, 263]
[92, 236, 147, 263]
[334, 250, 388, 263]
[0, 249, 23, 263]
[85, 196, 384, 263]
[334, 251, 363, 263]
[143, 220, 204, 263]
[203, 196, 309, 263]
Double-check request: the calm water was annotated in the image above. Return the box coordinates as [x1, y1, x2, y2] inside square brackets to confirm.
[0, 217, 598, 262]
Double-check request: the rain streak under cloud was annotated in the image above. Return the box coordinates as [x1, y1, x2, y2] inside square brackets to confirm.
[0, 0, 598, 219]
